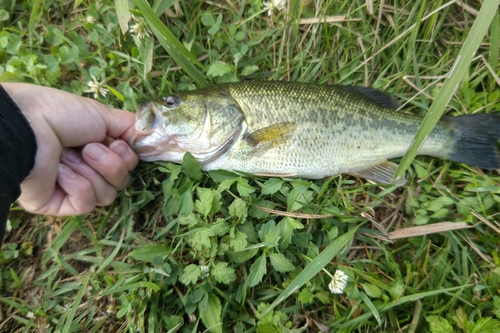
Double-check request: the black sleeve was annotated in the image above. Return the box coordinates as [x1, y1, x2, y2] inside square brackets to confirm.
[0, 85, 37, 244]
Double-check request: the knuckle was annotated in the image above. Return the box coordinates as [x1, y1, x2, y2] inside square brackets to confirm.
[116, 174, 131, 190]
[97, 188, 117, 206]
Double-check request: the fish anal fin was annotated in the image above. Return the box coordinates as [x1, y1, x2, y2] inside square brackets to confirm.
[348, 161, 407, 186]
[254, 172, 298, 178]
[339, 86, 401, 110]
[245, 122, 297, 156]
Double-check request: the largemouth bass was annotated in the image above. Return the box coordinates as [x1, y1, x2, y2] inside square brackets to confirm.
[128, 81, 500, 185]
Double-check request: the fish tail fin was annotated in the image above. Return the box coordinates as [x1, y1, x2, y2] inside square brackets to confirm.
[446, 113, 500, 170]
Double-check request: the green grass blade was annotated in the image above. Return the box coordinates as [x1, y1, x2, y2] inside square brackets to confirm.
[334, 285, 467, 328]
[133, 0, 208, 87]
[488, 12, 499, 71]
[100, 281, 161, 296]
[62, 276, 89, 333]
[393, 0, 500, 180]
[41, 217, 80, 265]
[115, 0, 132, 34]
[94, 230, 125, 275]
[28, 0, 43, 45]
[359, 291, 382, 326]
[260, 225, 359, 317]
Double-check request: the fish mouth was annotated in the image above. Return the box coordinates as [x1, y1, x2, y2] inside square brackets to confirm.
[128, 102, 168, 157]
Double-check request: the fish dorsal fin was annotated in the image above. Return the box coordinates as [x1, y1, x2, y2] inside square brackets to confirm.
[245, 122, 297, 156]
[348, 160, 407, 186]
[339, 86, 401, 110]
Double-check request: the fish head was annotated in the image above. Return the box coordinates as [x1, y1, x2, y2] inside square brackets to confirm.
[129, 90, 245, 163]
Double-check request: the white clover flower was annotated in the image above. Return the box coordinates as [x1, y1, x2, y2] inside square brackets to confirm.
[129, 15, 150, 39]
[85, 15, 96, 24]
[263, 0, 286, 16]
[329, 270, 348, 294]
[200, 265, 210, 279]
[83, 75, 109, 99]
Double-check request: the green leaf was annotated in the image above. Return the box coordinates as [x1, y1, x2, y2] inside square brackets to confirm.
[427, 197, 455, 211]
[196, 187, 214, 218]
[493, 296, 500, 319]
[207, 62, 233, 77]
[130, 244, 171, 263]
[0, 9, 9, 21]
[268, 252, 294, 272]
[262, 226, 359, 317]
[179, 214, 201, 227]
[286, 216, 304, 230]
[180, 264, 201, 286]
[201, 13, 215, 26]
[190, 227, 212, 252]
[469, 317, 500, 333]
[236, 178, 255, 197]
[297, 288, 314, 304]
[248, 253, 267, 287]
[361, 283, 382, 298]
[199, 293, 222, 333]
[208, 219, 230, 236]
[182, 152, 202, 181]
[216, 178, 236, 193]
[234, 31, 245, 41]
[315, 290, 332, 304]
[179, 187, 195, 216]
[229, 229, 248, 251]
[208, 25, 220, 35]
[258, 220, 280, 244]
[261, 178, 284, 195]
[215, 14, 223, 26]
[287, 186, 313, 211]
[229, 198, 247, 224]
[426, 316, 454, 333]
[211, 262, 236, 284]
[276, 217, 293, 249]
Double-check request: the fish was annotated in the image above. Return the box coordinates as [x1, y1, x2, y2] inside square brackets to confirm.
[128, 81, 500, 185]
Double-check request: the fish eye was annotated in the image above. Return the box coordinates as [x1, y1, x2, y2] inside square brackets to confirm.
[165, 96, 179, 108]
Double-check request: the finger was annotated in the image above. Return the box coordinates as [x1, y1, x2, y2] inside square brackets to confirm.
[61, 148, 118, 206]
[34, 164, 98, 216]
[82, 142, 132, 190]
[99, 106, 137, 141]
[55, 164, 98, 215]
[109, 140, 140, 171]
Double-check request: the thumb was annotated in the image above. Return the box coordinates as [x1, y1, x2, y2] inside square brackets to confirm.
[96, 105, 137, 142]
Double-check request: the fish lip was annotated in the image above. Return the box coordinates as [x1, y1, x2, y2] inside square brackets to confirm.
[129, 102, 165, 150]
[128, 132, 145, 148]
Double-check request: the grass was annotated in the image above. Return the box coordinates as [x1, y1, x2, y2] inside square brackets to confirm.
[1, 0, 500, 332]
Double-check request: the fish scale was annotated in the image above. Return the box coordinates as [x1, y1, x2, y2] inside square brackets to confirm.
[129, 81, 500, 185]
[208, 82, 452, 178]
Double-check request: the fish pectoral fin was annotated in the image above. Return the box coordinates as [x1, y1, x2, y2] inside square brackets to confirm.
[348, 161, 407, 186]
[245, 122, 297, 156]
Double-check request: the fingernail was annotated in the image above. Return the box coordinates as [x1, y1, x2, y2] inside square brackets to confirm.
[110, 141, 130, 160]
[61, 148, 82, 163]
[59, 164, 76, 179]
[84, 143, 108, 162]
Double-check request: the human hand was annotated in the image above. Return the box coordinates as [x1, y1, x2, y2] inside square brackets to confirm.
[2, 83, 139, 216]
